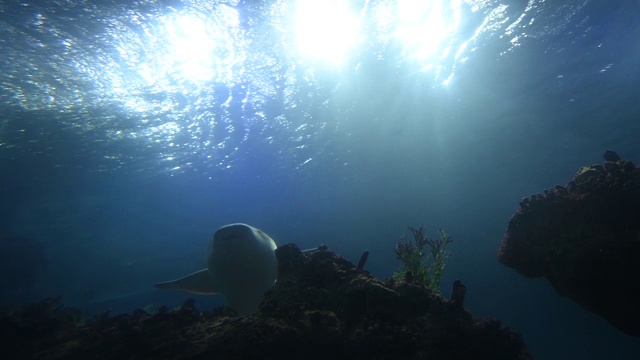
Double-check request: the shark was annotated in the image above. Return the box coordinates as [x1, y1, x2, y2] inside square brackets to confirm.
[154, 223, 277, 315]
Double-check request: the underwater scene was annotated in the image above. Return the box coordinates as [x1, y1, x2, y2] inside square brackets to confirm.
[1, 0, 640, 358]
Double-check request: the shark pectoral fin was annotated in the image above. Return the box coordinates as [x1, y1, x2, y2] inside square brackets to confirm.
[154, 269, 219, 295]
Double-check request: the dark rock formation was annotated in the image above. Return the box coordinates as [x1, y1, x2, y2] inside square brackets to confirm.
[1, 244, 531, 359]
[498, 151, 640, 337]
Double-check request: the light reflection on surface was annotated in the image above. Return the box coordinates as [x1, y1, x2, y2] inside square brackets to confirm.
[395, 0, 462, 63]
[0, 0, 595, 174]
[139, 8, 243, 86]
[293, 0, 362, 65]
[107, 5, 246, 112]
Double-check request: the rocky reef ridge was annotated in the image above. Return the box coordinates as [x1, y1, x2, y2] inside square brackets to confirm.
[2, 244, 531, 359]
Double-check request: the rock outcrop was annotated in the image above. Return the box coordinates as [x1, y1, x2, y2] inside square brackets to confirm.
[498, 151, 640, 337]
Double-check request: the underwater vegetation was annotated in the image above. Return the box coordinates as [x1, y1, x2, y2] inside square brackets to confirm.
[393, 225, 453, 293]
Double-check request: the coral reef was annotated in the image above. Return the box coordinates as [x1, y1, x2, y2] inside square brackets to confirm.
[498, 150, 640, 337]
[1, 244, 531, 359]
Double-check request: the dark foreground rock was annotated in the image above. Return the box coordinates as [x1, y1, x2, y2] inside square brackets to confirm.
[498, 150, 640, 337]
[2, 244, 531, 359]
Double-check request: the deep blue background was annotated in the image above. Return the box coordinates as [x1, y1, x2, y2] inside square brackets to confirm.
[2, 1, 640, 358]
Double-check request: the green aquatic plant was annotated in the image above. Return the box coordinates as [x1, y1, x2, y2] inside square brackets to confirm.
[393, 225, 453, 294]
[143, 304, 155, 314]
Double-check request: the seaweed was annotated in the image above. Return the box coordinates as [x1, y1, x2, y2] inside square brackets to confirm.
[393, 225, 453, 294]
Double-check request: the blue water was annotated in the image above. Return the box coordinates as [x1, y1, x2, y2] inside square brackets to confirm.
[2, 0, 640, 358]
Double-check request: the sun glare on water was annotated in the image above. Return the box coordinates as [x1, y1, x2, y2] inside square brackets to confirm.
[396, 0, 462, 62]
[288, 0, 464, 82]
[292, 0, 362, 65]
[117, 6, 243, 104]
[161, 14, 219, 83]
